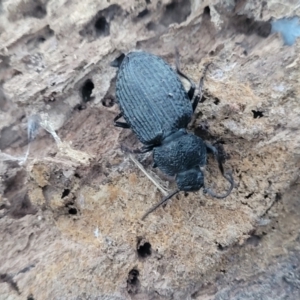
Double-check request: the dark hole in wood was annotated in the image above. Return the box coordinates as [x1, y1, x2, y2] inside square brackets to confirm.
[68, 208, 77, 215]
[245, 192, 254, 199]
[252, 110, 264, 118]
[137, 8, 149, 18]
[61, 189, 70, 199]
[95, 16, 110, 36]
[81, 79, 94, 102]
[203, 6, 210, 17]
[214, 97, 220, 105]
[127, 269, 140, 294]
[137, 240, 152, 258]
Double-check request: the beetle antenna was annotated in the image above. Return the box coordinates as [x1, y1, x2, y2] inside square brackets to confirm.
[142, 190, 180, 220]
[203, 171, 234, 199]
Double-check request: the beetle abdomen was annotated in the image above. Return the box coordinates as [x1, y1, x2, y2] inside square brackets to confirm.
[116, 51, 193, 145]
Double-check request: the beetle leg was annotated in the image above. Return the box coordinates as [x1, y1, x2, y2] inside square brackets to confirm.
[204, 142, 235, 198]
[205, 142, 225, 176]
[177, 69, 196, 101]
[114, 112, 130, 128]
[121, 144, 154, 154]
[141, 144, 155, 152]
[202, 142, 234, 198]
[110, 53, 125, 68]
[192, 63, 211, 112]
[175, 48, 196, 101]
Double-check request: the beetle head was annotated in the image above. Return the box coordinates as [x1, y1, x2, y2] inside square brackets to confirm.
[176, 168, 204, 191]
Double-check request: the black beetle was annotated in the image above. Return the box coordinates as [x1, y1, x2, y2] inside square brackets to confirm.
[111, 51, 234, 219]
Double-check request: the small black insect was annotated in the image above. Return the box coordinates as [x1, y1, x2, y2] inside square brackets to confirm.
[111, 50, 234, 219]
